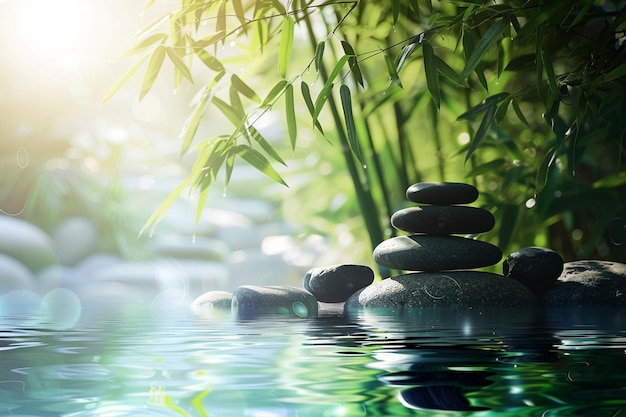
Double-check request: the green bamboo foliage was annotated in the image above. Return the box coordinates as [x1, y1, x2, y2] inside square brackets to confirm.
[108, 0, 626, 263]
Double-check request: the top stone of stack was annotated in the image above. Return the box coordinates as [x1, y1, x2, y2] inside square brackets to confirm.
[407, 182, 478, 205]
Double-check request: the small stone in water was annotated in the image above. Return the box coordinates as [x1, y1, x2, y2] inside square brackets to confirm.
[304, 264, 374, 303]
[232, 285, 318, 319]
[503, 247, 563, 294]
[191, 291, 233, 316]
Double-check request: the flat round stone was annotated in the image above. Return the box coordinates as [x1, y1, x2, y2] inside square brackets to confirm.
[391, 206, 495, 234]
[373, 235, 502, 271]
[304, 264, 374, 303]
[344, 271, 536, 309]
[232, 285, 318, 319]
[406, 182, 479, 205]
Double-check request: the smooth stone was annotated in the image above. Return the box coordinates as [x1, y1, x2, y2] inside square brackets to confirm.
[0, 253, 35, 293]
[303, 264, 374, 303]
[373, 235, 502, 271]
[542, 260, 626, 308]
[391, 206, 495, 234]
[503, 247, 563, 294]
[0, 215, 58, 272]
[406, 182, 479, 205]
[52, 216, 99, 265]
[344, 271, 537, 310]
[232, 285, 318, 319]
[191, 291, 233, 316]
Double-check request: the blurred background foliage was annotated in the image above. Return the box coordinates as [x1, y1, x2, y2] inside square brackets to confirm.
[1, 0, 624, 274]
[108, 0, 625, 273]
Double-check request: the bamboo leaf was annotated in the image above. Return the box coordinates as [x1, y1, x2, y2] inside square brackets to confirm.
[261, 79, 288, 107]
[457, 93, 510, 120]
[216, 2, 226, 44]
[271, 0, 287, 16]
[285, 83, 297, 151]
[325, 55, 349, 89]
[229, 84, 245, 119]
[121, 33, 168, 58]
[180, 87, 211, 157]
[165, 46, 194, 83]
[194, 48, 224, 72]
[139, 45, 166, 101]
[102, 54, 148, 103]
[435, 55, 459, 82]
[212, 96, 243, 127]
[314, 41, 325, 73]
[313, 82, 334, 124]
[385, 54, 403, 87]
[569, 1, 594, 28]
[341, 40, 364, 87]
[301, 81, 324, 135]
[232, 0, 247, 31]
[140, 177, 191, 237]
[511, 98, 529, 126]
[459, 19, 507, 82]
[541, 44, 559, 96]
[231, 74, 261, 103]
[195, 179, 211, 225]
[397, 33, 424, 74]
[340, 85, 364, 164]
[249, 126, 286, 165]
[234, 145, 288, 186]
[278, 16, 294, 78]
[464, 104, 497, 163]
[423, 40, 440, 109]
[192, 31, 226, 48]
[392, 0, 401, 25]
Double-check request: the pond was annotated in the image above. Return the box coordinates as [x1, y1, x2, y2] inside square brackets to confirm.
[0, 305, 624, 416]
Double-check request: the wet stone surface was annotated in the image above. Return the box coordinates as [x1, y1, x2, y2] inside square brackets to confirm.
[542, 260, 626, 308]
[406, 182, 479, 205]
[391, 206, 495, 235]
[503, 247, 563, 294]
[373, 235, 503, 272]
[304, 264, 374, 303]
[344, 271, 537, 310]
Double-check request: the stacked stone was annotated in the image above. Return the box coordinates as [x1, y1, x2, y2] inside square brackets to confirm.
[373, 182, 502, 272]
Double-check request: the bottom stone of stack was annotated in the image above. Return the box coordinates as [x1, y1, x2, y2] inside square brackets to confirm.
[344, 271, 536, 310]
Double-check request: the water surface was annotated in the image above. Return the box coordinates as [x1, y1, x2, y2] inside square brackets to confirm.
[0, 306, 624, 416]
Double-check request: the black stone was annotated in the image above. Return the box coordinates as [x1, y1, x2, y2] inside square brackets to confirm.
[391, 206, 495, 234]
[542, 260, 626, 308]
[373, 235, 502, 271]
[344, 271, 537, 309]
[232, 285, 318, 318]
[503, 247, 563, 294]
[304, 264, 374, 303]
[406, 182, 479, 205]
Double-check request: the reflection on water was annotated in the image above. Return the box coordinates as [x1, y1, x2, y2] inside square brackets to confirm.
[0, 306, 624, 416]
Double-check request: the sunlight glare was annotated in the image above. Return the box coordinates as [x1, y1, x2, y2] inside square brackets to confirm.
[15, 0, 93, 69]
